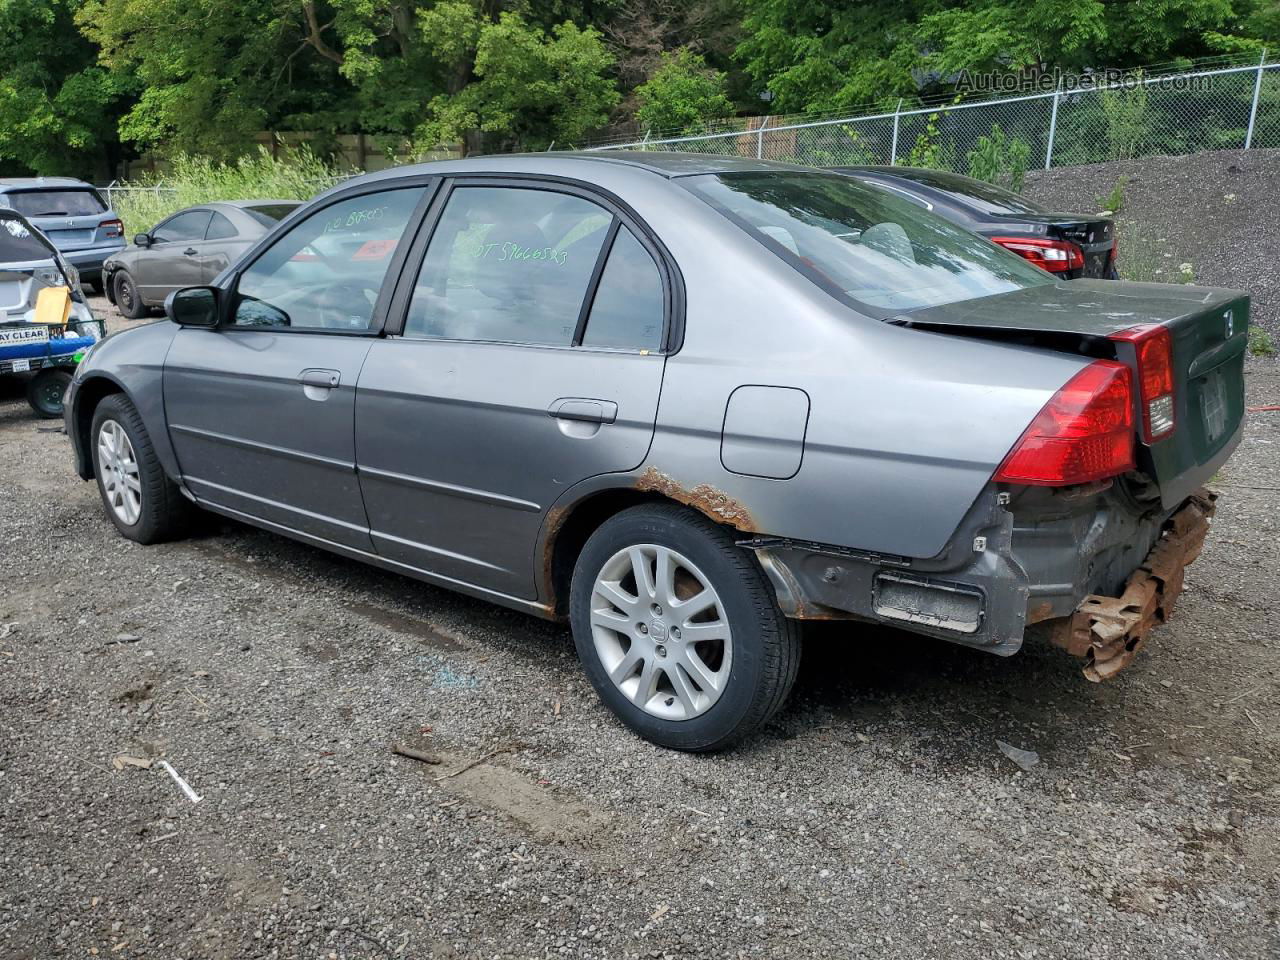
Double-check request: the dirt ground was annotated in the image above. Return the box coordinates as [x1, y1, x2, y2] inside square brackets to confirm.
[0, 298, 1277, 960]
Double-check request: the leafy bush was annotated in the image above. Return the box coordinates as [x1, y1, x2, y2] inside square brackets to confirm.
[1098, 73, 1151, 161]
[966, 123, 1030, 190]
[901, 111, 958, 169]
[634, 49, 734, 135]
[1097, 175, 1128, 213]
[110, 148, 342, 235]
[1249, 326, 1276, 356]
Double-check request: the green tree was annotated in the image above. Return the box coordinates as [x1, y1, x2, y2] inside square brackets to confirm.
[634, 48, 734, 134]
[0, 0, 132, 177]
[736, 0, 1272, 116]
[414, 7, 618, 153]
[77, 0, 344, 159]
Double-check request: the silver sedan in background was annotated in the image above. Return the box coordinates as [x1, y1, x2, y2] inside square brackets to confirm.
[103, 200, 300, 318]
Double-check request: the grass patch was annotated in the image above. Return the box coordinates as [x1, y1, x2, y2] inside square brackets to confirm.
[110, 148, 344, 235]
[1249, 326, 1276, 356]
[1097, 175, 1128, 214]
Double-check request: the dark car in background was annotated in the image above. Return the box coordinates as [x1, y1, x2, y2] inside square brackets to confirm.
[104, 200, 301, 317]
[831, 166, 1118, 280]
[0, 178, 125, 291]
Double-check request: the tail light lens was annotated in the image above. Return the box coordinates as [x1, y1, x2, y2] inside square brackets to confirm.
[995, 360, 1135, 486]
[1110, 324, 1175, 443]
[101, 218, 124, 239]
[990, 236, 1085, 274]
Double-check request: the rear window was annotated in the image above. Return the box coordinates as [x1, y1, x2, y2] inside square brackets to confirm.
[245, 204, 299, 227]
[887, 169, 1046, 216]
[3, 189, 106, 217]
[0, 216, 54, 263]
[685, 171, 1052, 315]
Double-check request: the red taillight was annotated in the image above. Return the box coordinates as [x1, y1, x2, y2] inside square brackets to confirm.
[1110, 324, 1175, 443]
[995, 360, 1135, 486]
[101, 218, 124, 239]
[990, 236, 1085, 274]
[1109, 235, 1118, 266]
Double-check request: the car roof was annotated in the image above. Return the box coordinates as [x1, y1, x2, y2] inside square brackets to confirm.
[0, 177, 97, 191]
[329, 151, 815, 195]
[212, 199, 302, 209]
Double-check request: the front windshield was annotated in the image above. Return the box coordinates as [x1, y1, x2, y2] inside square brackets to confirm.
[686, 171, 1053, 315]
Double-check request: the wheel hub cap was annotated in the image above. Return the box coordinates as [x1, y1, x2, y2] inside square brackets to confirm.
[589, 544, 733, 722]
[96, 419, 142, 526]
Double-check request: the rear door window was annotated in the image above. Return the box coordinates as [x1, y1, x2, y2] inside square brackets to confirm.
[404, 186, 611, 346]
[4, 190, 106, 217]
[581, 227, 664, 351]
[153, 211, 213, 244]
[231, 187, 425, 331]
[206, 212, 239, 240]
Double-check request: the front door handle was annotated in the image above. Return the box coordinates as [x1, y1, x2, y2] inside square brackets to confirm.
[183, 247, 198, 256]
[548, 397, 618, 424]
[298, 369, 341, 402]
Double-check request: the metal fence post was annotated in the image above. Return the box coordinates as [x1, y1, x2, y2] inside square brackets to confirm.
[889, 99, 902, 163]
[756, 119, 765, 159]
[1245, 48, 1268, 149]
[1045, 81, 1061, 169]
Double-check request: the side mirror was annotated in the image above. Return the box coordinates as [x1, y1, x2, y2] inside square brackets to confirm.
[134, 233, 152, 247]
[165, 287, 220, 328]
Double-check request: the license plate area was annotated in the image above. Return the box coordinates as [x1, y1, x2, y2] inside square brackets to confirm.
[1199, 369, 1228, 443]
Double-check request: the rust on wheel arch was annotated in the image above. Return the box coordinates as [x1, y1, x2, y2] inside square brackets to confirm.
[1046, 488, 1217, 682]
[634, 467, 757, 532]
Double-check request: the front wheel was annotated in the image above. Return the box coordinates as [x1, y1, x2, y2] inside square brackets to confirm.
[570, 504, 800, 751]
[91, 394, 194, 543]
[26, 368, 73, 419]
[113, 270, 147, 319]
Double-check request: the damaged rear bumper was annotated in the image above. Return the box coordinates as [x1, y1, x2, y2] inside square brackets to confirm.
[1041, 489, 1216, 681]
[746, 484, 1217, 672]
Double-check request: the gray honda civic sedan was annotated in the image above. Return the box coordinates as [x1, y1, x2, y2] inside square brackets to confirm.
[64, 153, 1246, 750]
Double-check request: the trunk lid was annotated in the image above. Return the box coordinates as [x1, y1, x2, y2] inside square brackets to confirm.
[902, 279, 1248, 507]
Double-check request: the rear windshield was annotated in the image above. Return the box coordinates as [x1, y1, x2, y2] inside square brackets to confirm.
[3, 189, 107, 217]
[0, 216, 54, 264]
[886, 169, 1046, 216]
[245, 204, 300, 226]
[686, 171, 1053, 314]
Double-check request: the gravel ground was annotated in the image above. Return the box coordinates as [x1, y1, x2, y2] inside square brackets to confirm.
[1, 292, 1278, 959]
[1023, 148, 1280, 336]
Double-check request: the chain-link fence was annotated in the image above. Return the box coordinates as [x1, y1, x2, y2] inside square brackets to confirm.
[589, 53, 1278, 174]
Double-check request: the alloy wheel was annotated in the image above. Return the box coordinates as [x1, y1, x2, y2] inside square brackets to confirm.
[97, 419, 142, 526]
[589, 543, 733, 721]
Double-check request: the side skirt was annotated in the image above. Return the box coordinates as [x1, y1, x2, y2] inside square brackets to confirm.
[196, 499, 558, 622]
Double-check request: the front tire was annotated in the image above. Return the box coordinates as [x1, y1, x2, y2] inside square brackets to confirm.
[570, 504, 800, 751]
[91, 394, 193, 543]
[26, 368, 73, 419]
[113, 270, 147, 319]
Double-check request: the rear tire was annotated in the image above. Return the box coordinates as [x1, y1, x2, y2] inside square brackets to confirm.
[91, 393, 194, 544]
[113, 270, 147, 319]
[26, 368, 73, 419]
[570, 504, 800, 751]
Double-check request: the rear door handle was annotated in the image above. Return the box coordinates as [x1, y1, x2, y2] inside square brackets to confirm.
[548, 398, 618, 424]
[299, 368, 341, 389]
[183, 247, 198, 256]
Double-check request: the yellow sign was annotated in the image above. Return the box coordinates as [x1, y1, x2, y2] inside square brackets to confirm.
[34, 286, 71, 326]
